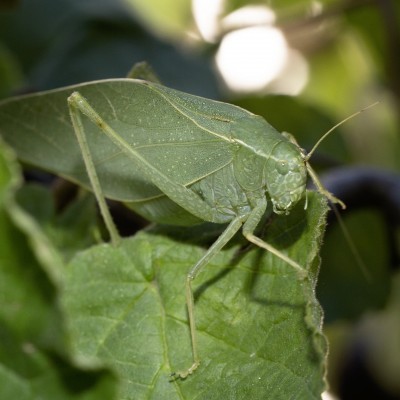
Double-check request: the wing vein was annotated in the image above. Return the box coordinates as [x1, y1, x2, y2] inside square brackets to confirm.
[143, 83, 235, 143]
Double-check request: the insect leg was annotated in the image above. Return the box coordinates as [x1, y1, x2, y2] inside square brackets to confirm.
[172, 215, 246, 379]
[242, 199, 307, 279]
[127, 61, 161, 83]
[68, 94, 121, 246]
[306, 163, 346, 209]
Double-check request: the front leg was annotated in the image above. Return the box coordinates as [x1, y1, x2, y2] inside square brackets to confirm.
[172, 215, 246, 379]
[242, 198, 307, 279]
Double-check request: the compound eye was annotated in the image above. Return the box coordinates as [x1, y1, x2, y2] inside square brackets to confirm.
[277, 160, 289, 175]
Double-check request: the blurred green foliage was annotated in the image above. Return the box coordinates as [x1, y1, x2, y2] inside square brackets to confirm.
[0, 0, 399, 398]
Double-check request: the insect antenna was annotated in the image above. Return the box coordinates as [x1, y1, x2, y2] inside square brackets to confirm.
[330, 202, 372, 282]
[305, 102, 379, 283]
[304, 102, 379, 209]
[304, 102, 379, 162]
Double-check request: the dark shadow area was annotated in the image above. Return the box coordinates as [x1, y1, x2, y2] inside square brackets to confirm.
[322, 166, 400, 271]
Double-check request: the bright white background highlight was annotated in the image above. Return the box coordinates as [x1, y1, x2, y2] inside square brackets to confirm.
[192, 0, 225, 42]
[215, 26, 288, 93]
[222, 4, 276, 29]
[322, 390, 340, 400]
[192, 2, 309, 95]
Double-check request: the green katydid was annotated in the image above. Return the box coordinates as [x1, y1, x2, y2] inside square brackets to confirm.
[0, 76, 369, 379]
[66, 81, 350, 379]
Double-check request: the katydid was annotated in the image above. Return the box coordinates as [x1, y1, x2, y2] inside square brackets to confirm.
[66, 81, 355, 379]
[0, 78, 369, 378]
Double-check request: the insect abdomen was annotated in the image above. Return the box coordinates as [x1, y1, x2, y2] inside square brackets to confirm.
[125, 194, 204, 226]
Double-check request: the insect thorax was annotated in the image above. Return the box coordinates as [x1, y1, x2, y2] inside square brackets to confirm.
[264, 140, 307, 214]
[190, 161, 265, 224]
[227, 115, 307, 215]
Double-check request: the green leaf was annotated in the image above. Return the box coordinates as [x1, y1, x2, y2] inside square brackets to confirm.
[0, 42, 23, 99]
[62, 192, 328, 399]
[0, 139, 117, 399]
[15, 183, 99, 262]
[0, 0, 218, 97]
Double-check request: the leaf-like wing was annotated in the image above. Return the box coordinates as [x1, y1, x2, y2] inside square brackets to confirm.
[0, 79, 250, 202]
